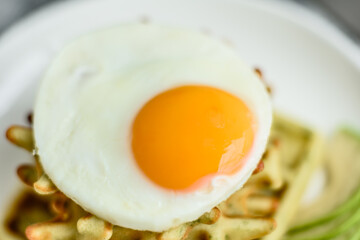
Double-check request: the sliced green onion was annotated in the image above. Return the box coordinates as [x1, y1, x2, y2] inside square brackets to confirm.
[288, 186, 360, 234]
[287, 207, 360, 240]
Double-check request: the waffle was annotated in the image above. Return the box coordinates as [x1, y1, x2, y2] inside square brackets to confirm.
[1, 115, 323, 240]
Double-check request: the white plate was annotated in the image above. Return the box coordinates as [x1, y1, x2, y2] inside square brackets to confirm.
[1, 0, 360, 219]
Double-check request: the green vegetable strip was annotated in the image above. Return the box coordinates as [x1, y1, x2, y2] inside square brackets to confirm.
[341, 127, 360, 142]
[288, 186, 360, 234]
[349, 225, 360, 240]
[287, 207, 360, 240]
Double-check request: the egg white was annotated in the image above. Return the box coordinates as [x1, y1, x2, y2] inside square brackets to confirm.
[34, 24, 272, 232]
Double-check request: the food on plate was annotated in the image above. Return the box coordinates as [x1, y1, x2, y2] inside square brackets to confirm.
[2, 114, 322, 240]
[1, 24, 327, 240]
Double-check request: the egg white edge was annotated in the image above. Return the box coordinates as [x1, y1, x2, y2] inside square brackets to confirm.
[33, 23, 273, 232]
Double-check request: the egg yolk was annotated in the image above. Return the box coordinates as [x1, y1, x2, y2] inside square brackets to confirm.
[131, 85, 256, 191]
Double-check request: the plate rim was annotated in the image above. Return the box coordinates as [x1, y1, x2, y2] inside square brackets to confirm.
[1, 0, 359, 68]
[0, 0, 360, 118]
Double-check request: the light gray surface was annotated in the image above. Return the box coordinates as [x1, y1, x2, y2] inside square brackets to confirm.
[0, 0, 58, 33]
[0, 0, 26, 31]
[321, 0, 360, 35]
[294, 0, 360, 43]
[1, 0, 359, 43]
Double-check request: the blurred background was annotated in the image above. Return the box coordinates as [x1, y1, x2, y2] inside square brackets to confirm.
[1, 0, 360, 43]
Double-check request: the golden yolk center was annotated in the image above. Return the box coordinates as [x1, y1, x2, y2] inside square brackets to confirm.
[131, 85, 256, 191]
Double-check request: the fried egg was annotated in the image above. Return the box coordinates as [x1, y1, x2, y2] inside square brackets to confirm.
[33, 24, 272, 232]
